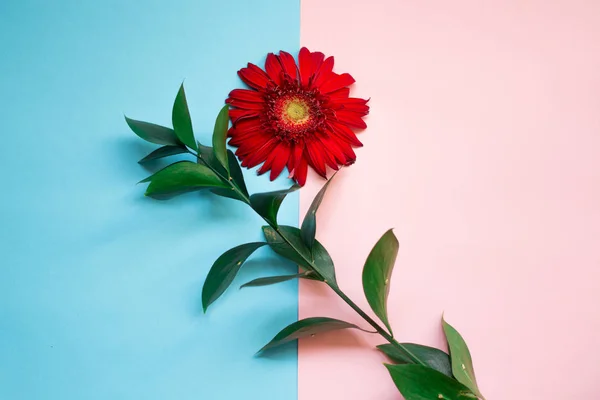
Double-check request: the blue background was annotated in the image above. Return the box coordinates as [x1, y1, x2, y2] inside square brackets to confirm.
[0, 1, 299, 399]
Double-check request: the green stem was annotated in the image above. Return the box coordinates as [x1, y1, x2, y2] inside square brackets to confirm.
[190, 149, 251, 204]
[188, 148, 425, 366]
[330, 286, 423, 365]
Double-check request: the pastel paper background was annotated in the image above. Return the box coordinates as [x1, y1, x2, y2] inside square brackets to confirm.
[300, 1, 600, 399]
[0, 1, 299, 399]
[2, 0, 600, 399]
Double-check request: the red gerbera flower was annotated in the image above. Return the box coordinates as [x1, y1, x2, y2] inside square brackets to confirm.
[225, 47, 369, 186]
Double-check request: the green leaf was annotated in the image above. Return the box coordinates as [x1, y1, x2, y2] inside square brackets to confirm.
[240, 272, 312, 289]
[250, 185, 299, 226]
[210, 187, 246, 203]
[262, 225, 312, 268]
[262, 225, 337, 284]
[142, 161, 229, 198]
[197, 144, 225, 172]
[258, 317, 370, 353]
[138, 145, 188, 164]
[311, 239, 337, 284]
[300, 172, 336, 250]
[212, 105, 230, 175]
[362, 229, 398, 335]
[172, 83, 197, 150]
[227, 149, 248, 197]
[378, 343, 452, 377]
[210, 150, 250, 203]
[125, 116, 181, 146]
[202, 242, 266, 312]
[443, 318, 484, 399]
[386, 364, 477, 400]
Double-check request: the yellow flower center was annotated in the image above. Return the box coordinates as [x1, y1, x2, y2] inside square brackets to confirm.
[282, 98, 310, 125]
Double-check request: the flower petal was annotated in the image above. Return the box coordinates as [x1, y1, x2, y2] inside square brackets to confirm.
[298, 47, 313, 87]
[305, 139, 328, 178]
[238, 63, 270, 90]
[241, 138, 278, 168]
[228, 89, 264, 103]
[265, 53, 284, 85]
[257, 150, 276, 175]
[278, 51, 298, 81]
[320, 73, 356, 94]
[293, 157, 308, 186]
[312, 56, 335, 88]
[319, 135, 347, 165]
[327, 87, 350, 101]
[329, 121, 364, 147]
[269, 144, 291, 180]
[335, 110, 367, 129]
[229, 108, 259, 124]
[231, 117, 261, 133]
[286, 142, 304, 172]
[339, 99, 370, 114]
[232, 131, 271, 153]
[226, 99, 265, 110]
[311, 51, 325, 72]
[336, 140, 357, 164]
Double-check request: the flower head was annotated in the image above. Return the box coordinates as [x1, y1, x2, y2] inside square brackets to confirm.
[226, 48, 368, 186]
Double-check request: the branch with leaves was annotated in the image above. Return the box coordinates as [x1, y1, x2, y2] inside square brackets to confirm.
[125, 83, 486, 400]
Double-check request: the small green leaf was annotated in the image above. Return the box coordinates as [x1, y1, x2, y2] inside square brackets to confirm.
[443, 318, 484, 399]
[172, 83, 197, 150]
[227, 149, 248, 197]
[362, 229, 398, 335]
[202, 242, 266, 312]
[125, 117, 181, 146]
[250, 185, 299, 226]
[240, 272, 312, 289]
[212, 105, 230, 175]
[262, 225, 337, 284]
[311, 239, 337, 284]
[138, 145, 187, 164]
[378, 343, 452, 377]
[210, 149, 250, 203]
[197, 144, 226, 173]
[386, 364, 477, 400]
[300, 172, 336, 250]
[142, 161, 229, 198]
[259, 317, 370, 353]
[262, 225, 312, 268]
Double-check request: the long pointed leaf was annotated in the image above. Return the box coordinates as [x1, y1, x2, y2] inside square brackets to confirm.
[240, 272, 311, 289]
[250, 185, 299, 226]
[138, 145, 187, 164]
[262, 225, 337, 284]
[362, 229, 399, 335]
[443, 318, 485, 399]
[172, 83, 197, 150]
[202, 242, 266, 311]
[125, 117, 181, 146]
[142, 161, 229, 198]
[197, 144, 226, 174]
[386, 364, 477, 400]
[212, 105, 230, 175]
[378, 343, 452, 377]
[258, 317, 370, 353]
[300, 172, 336, 249]
[211, 149, 249, 203]
[227, 149, 248, 197]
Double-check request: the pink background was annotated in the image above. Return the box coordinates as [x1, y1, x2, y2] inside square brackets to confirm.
[300, 1, 600, 399]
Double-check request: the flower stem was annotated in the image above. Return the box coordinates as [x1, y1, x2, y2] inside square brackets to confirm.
[187, 148, 426, 366]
